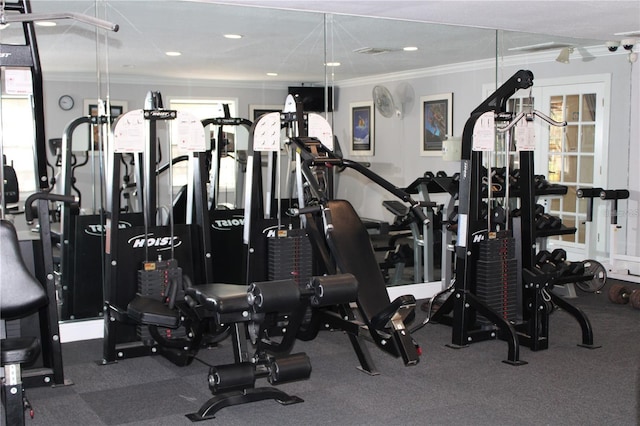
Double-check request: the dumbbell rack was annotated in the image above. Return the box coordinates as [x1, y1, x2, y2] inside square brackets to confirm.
[430, 70, 535, 365]
[514, 151, 598, 351]
[405, 174, 459, 288]
[431, 70, 598, 364]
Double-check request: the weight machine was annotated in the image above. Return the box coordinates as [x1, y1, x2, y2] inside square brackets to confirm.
[97, 95, 357, 421]
[202, 107, 253, 284]
[430, 70, 598, 364]
[277, 96, 426, 371]
[101, 93, 213, 365]
[0, 2, 117, 423]
[578, 187, 640, 284]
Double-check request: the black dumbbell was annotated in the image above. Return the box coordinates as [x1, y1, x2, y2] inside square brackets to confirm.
[565, 261, 585, 276]
[534, 204, 546, 217]
[534, 175, 549, 190]
[536, 250, 552, 266]
[536, 213, 562, 229]
[510, 168, 521, 186]
[550, 248, 567, 264]
[492, 167, 506, 186]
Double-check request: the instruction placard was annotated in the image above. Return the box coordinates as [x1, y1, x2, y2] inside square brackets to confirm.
[253, 112, 281, 152]
[112, 109, 146, 153]
[173, 111, 206, 152]
[515, 119, 536, 151]
[308, 113, 333, 151]
[4, 69, 32, 95]
[472, 111, 495, 152]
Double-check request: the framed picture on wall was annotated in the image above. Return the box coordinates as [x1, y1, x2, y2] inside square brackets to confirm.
[85, 100, 127, 150]
[249, 104, 282, 122]
[350, 101, 374, 156]
[420, 93, 452, 156]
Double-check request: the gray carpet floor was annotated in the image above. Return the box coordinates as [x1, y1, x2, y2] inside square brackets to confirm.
[8, 280, 640, 426]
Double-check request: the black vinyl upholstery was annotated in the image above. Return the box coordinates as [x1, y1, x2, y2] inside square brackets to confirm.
[0, 220, 48, 321]
[127, 295, 180, 328]
[185, 283, 249, 313]
[324, 200, 391, 323]
[1, 337, 41, 366]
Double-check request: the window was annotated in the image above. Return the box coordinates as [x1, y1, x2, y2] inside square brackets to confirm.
[1, 95, 36, 194]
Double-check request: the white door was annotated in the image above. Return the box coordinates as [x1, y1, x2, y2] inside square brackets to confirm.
[537, 79, 609, 260]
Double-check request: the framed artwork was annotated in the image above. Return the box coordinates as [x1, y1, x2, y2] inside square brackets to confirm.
[85, 99, 127, 150]
[350, 101, 374, 156]
[420, 93, 453, 156]
[249, 104, 281, 122]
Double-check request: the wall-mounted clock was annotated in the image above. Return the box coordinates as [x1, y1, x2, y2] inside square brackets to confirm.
[58, 95, 74, 111]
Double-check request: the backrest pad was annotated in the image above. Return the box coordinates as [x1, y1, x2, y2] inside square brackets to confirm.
[0, 220, 48, 320]
[325, 200, 390, 322]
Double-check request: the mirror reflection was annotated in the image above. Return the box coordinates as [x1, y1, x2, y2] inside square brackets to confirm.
[1, 1, 617, 324]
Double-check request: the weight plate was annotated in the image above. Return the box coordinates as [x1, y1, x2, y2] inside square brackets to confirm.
[608, 283, 630, 304]
[575, 259, 607, 293]
[629, 290, 640, 310]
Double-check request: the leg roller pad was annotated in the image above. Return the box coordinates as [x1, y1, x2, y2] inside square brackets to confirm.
[248, 279, 301, 313]
[268, 353, 312, 384]
[308, 273, 358, 307]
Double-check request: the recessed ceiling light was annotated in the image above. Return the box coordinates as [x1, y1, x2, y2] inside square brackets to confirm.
[165, 51, 181, 57]
[403, 46, 418, 51]
[266, 72, 278, 77]
[224, 34, 243, 39]
[35, 21, 57, 27]
[325, 62, 341, 67]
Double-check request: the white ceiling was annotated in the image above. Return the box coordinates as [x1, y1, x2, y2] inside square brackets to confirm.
[208, 1, 640, 42]
[1, 1, 639, 85]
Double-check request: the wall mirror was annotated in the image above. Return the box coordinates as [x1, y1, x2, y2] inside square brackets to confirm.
[1, 1, 606, 322]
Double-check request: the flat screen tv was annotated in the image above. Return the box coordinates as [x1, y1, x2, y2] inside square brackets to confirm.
[287, 86, 334, 112]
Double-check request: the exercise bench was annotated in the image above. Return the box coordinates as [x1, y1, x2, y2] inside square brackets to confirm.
[1, 220, 49, 425]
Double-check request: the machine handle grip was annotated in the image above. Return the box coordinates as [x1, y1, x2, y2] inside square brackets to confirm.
[576, 187, 603, 199]
[25, 193, 78, 223]
[410, 204, 430, 226]
[600, 189, 630, 200]
[287, 205, 322, 217]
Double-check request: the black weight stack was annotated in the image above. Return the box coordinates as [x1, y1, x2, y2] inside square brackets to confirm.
[137, 258, 186, 342]
[475, 236, 519, 327]
[268, 228, 313, 285]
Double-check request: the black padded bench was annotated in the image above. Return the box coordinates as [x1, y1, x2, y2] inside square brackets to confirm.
[324, 200, 420, 366]
[1, 220, 49, 425]
[123, 270, 358, 421]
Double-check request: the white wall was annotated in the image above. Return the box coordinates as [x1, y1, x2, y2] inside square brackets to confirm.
[40, 49, 639, 255]
[331, 53, 639, 255]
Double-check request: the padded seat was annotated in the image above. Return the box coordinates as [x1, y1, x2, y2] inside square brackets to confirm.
[127, 295, 180, 328]
[0, 337, 41, 367]
[1, 220, 48, 320]
[325, 200, 396, 320]
[186, 283, 249, 314]
[1, 219, 50, 425]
